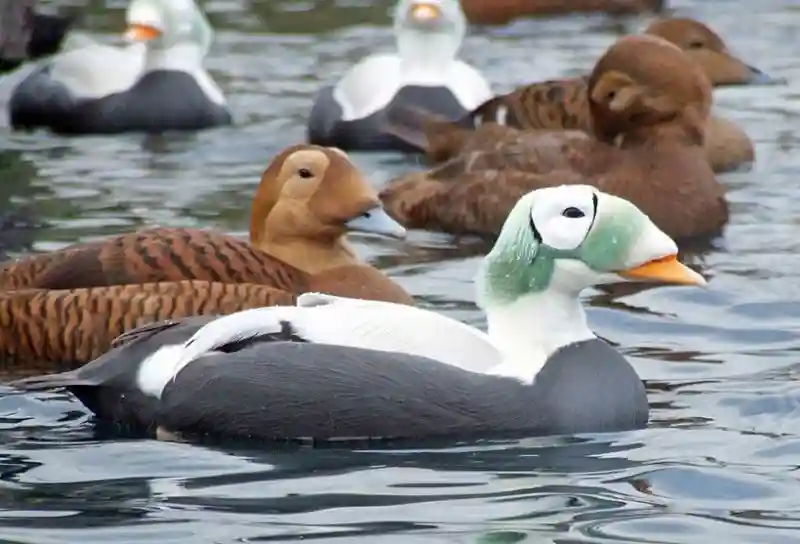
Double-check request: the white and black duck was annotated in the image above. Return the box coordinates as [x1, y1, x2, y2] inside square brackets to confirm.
[11, 185, 707, 444]
[8, 0, 231, 135]
[306, 0, 492, 152]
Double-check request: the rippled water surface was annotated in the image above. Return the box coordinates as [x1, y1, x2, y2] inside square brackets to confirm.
[0, 0, 800, 542]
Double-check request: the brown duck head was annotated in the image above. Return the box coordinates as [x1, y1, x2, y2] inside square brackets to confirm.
[645, 17, 782, 86]
[250, 144, 406, 273]
[588, 34, 713, 148]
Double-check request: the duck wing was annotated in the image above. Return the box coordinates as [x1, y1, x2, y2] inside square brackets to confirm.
[381, 166, 585, 236]
[0, 227, 308, 291]
[0, 281, 296, 368]
[157, 293, 503, 378]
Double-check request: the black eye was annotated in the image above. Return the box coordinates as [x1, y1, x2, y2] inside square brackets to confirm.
[688, 41, 704, 49]
[298, 168, 313, 179]
[562, 207, 585, 218]
[606, 90, 616, 101]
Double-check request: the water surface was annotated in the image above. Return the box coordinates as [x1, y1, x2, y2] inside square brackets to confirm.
[0, 0, 799, 542]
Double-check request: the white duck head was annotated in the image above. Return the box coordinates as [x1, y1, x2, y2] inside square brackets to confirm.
[476, 184, 707, 382]
[124, 0, 214, 70]
[392, 0, 467, 77]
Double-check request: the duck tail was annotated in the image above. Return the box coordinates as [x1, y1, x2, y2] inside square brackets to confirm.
[8, 370, 89, 392]
[383, 104, 450, 153]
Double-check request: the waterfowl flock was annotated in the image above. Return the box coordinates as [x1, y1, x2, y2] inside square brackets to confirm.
[0, 0, 786, 445]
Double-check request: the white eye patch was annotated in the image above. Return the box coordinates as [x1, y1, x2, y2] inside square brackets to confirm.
[530, 185, 597, 251]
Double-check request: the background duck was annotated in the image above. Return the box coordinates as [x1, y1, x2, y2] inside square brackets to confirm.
[306, 0, 492, 152]
[10, 186, 707, 443]
[8, 0, 231, 135]
[380, 34, 729, 241]
[460, 0, 665, 26]
[0, 0, 75, 74]
[389, 17, 780, 173]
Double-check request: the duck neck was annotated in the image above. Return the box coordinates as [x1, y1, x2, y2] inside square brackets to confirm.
[617, 111, 707, 149]
[257, 234, 359, 275]
[142, 42, 205, 74]
[483, 288, 595, 384]
[396, 28, 462, 82]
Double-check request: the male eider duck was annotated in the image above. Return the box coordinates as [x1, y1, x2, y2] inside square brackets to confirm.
[306, 0, 492, 152]
[8, 0, 231, 135]
[12, 186, 707, 443]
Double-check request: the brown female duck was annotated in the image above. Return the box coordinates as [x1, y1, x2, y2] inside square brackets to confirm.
[0, 145, 414, 368]
[460, 0, 664, 26]
[0, 144, 410, 302]
[390, 18, 778, 173]
[380, 35, 729, 241]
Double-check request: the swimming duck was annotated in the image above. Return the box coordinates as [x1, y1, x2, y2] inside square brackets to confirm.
[460, 0, 664, 26]
[0, 1, 75, 74]
[10, 185, 707, 443]
[389, 17, 778, 173]
[0, 144, 407, 296]
[380, 35, 729, 241]
[8, 0, 231, 135]
[306, 0, 492, 152]
[0, 146, 412, 367]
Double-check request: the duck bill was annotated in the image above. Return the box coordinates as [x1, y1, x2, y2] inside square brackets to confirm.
[345, 206, 407, 239]
[744, 64, 786, 86]
[124, 23, 162, 42]
[409, 2, 442, 23]
[617, 255, 706, 286]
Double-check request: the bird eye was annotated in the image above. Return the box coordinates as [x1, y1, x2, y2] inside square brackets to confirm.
[688, 40, 704, 49]
[298, 168, 313, 179]
[562, 207, 585, 218]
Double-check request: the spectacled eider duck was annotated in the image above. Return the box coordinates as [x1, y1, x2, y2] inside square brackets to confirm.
[11, 185, 707, 444]
[8, 0, 231, 135]
[306, 0, 492, 152]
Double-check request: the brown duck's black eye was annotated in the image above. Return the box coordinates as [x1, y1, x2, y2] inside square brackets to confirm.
[606, 90, 616, 101]
[562, 207, 585, 218]
[298, 168, 313, 179]
[688, 41, 704, 49]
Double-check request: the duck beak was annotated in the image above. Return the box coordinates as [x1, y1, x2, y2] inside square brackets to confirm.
[409, 2, 442, 23]
[617, 254, 707, 286]
[345, 206, 407, 239]
[744, 64, 787, 86]
[124, 23, 162, 42]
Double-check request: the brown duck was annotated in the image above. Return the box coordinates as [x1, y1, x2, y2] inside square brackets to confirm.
[388, 17, 780, 173]
[0, 145, 413, 368]
[380, 34, 729, 241]
[0, 144, 409, 297]
[460, 0, 664, 26]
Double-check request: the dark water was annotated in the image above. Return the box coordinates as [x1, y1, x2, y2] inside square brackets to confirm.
[0, 0, 799, 542]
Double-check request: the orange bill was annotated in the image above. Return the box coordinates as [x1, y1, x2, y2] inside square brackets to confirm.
[124, 23, 162, 42]
[618, 254, 707, 286]
[410, 2, 442, 21]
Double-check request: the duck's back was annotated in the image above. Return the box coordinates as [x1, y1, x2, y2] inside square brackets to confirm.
[10, 66, 232, 134]
[0, 227, 309, 291]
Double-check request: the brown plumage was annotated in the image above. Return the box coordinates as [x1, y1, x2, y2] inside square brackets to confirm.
[388, 18, 764, 173]
[0, 144, 411, 303]
[0, 145, 414, 368]
[460, 0, 664, 26]
[0, 281, 295, 370]
[380, 35, 729, 241]
[0, 263, 414, 370]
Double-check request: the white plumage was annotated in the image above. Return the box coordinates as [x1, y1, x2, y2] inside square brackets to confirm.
[138, 293, 504, 398]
